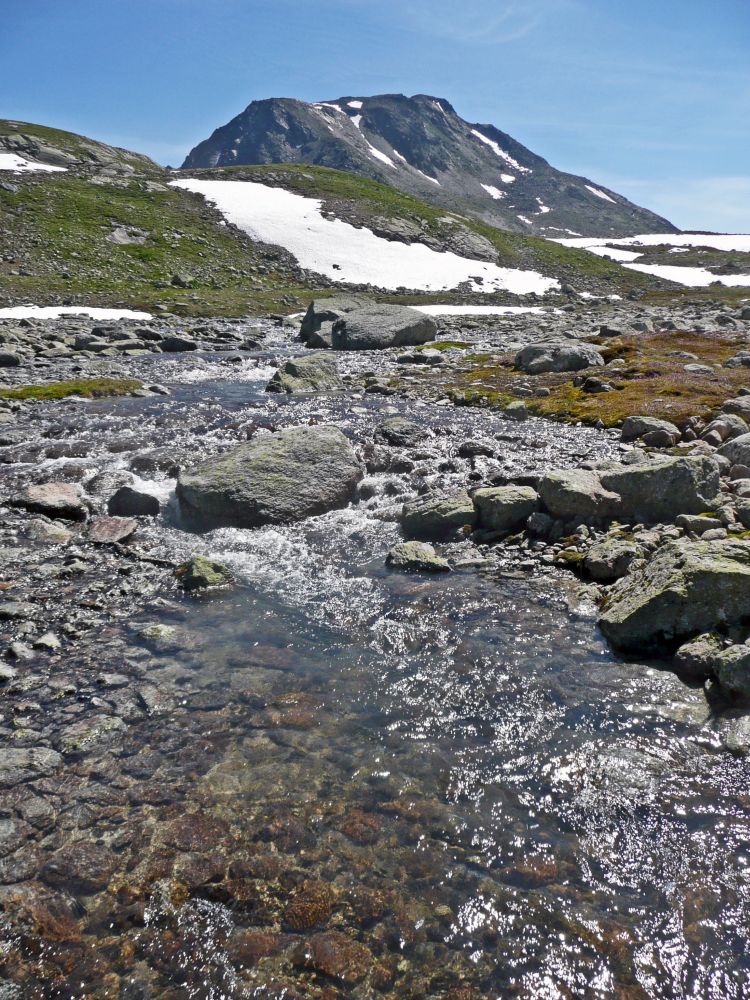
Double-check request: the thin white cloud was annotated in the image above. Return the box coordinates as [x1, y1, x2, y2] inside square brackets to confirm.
[332, 0, 578, 45]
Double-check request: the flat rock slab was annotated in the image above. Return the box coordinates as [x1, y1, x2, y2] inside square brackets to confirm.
[266, 353, 342, 393]
[12, 482, 87, 521]
[87, 515, 137, 544]
[177, 425, 363, 530]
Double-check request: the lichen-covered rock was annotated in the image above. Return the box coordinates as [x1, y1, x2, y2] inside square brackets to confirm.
[515, 342, 604, 375]
[266, 353, 342, 393]
[374, 416, 429, 448]
[331, 304, 437, 351]
[175, 555, 232, 590]
[177, 425, 363, 529]
[599, 538, 750, 652]
[599, 455, 720, 523]
[473, 485, 539, 533]
[713, 645, 750, 700]
[718, 432, 750, 468]
[539, 469, 620, 522]
[386, 541, 451, 573]
[583, 535, 640, 582]
[621, 415, 680, 444]
[401, 491, 476, 540]
[673, 632, 724, 679]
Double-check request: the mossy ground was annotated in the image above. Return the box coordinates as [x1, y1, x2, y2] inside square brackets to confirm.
[0, 378, 142, 401]
[402, 329, 750, 428]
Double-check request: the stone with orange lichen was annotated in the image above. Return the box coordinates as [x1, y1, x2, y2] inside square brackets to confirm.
[283, 879, 335, 930]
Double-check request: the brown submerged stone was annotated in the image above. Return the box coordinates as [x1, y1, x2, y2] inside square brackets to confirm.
[295, 930, 373, 984]
[162, 812, 229, 852]
[227, 928, 295, 967]
[283, 879, 335, 931]
[338, 809, 382, 845]
[41, 841, 118, 893]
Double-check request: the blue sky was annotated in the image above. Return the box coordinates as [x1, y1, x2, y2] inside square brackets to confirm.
[2, 0, 748, 231]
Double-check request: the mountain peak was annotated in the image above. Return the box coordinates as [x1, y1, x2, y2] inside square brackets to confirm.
[181, 93, 676, 237]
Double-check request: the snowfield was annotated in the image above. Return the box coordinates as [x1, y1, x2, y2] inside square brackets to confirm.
[171, 179, 559, 295]
[585, 185, 616, 203]
[470, 129, 531, 174]
[0, 306, 152, 320]
[552, 233, 750, 287]
[414, 305, 553, 316]
[0, 153, 67, 173]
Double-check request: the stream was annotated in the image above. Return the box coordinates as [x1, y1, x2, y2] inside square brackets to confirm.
[1, 335, 749, 999]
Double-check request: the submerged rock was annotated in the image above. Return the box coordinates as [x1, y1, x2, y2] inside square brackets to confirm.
[177, 425, 363, 529]
[331, 304, 437, 351]
[266, 353, 342, 393]
[386, 541, 451, 573]
[401, 491, 476, 540]
[175, 555, 232, 590]
[599, 538, 750, 652]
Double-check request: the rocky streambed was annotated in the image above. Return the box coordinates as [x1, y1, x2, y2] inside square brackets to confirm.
[0, 302, 749, 998]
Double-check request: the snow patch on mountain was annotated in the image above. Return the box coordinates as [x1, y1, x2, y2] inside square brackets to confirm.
[0, 305, 151, 320]
[171, 178, 559, 295]
[347, 100, 363, 109]
[0, 153, 67, 173]
[585, 185, 616, 203]
[470, 130, 531, 174]
[481, 184, 505, 200]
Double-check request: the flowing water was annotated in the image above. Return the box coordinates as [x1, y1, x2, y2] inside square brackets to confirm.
[2, 342, 750, 999]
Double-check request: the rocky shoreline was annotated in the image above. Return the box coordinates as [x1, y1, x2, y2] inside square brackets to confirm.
[1, 293, 750, 995]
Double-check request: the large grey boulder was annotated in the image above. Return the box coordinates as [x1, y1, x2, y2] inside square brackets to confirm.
[673, 632, 724, 679]
[718, 433, 750, 468]
[177, 426, 363, 529]
[266, 353, 342, 394]
[515, 342, 604, 375]
[299, 296, 370, 345]
[331, 304, 437, 351]
[599, 455, 720, 522]
[538, 469, 620, 522]
[401, 491, 476, 540]
[373, 417, 429, 448]
[620, 415, 680, 444]
[599, 538, 750, 652]
[473, 486, 538, 533]
[721, 397, 750, 421]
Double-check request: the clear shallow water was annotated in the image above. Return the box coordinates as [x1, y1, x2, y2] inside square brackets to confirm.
[3, 349, 750, 998]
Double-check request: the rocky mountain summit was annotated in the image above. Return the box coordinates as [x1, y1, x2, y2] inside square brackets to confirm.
[182, 93, 677, 237]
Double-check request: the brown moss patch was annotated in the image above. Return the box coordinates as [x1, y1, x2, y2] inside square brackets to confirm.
[411, 329, 750, 428]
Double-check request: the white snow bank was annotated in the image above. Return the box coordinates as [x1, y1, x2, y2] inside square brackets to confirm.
[555, 232, 750, 253]
[624, 263, 750, 287]
[585, 185, 616, 203]
[171, 179, 559, 296]
[413, 305, 551, 316]
[501, 173, 515, 184]
[550, 232, 750, 286]
[481, 184, 505, 200]
[0, 153, 67, 174]
[347, 100, 363, 109]
[0, 306, 152, 320]
[470, 129, 531, 174]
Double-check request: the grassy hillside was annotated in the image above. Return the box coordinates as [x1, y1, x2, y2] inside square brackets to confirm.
[0, 121, 661, 317]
